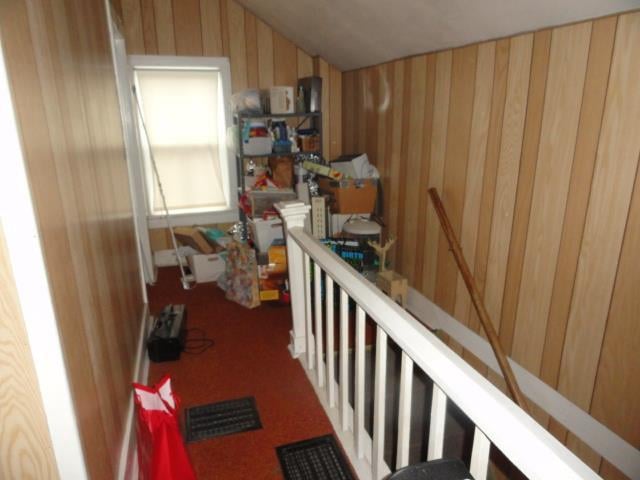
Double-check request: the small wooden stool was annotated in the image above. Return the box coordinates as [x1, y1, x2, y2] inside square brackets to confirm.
[376, 270, 408, 307]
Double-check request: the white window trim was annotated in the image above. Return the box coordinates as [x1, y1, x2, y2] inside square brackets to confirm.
[129, 55, 238, 228]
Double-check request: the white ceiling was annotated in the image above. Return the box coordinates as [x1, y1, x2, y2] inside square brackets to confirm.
[237, 0, 640, 71]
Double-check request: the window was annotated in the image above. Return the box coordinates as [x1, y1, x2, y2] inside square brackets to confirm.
[130, 56, 237, 226]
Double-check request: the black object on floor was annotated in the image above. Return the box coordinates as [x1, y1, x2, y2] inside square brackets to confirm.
[184, 396, 262, 442]
[387, 458, 475, 480]
[276, 434, 355, 480]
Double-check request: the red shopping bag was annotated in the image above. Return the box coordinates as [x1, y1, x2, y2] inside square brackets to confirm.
[133, 376, 197, 480]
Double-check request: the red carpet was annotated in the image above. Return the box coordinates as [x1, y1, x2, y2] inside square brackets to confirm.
[147, 267, 337, 479]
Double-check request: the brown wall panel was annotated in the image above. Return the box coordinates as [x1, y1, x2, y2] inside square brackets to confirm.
[0, 0, 145, 477]
[342, 11, 640, 479]
[511, 23, 591, 375]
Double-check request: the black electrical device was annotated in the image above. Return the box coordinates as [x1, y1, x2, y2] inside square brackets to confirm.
[147, 304, 187, 362]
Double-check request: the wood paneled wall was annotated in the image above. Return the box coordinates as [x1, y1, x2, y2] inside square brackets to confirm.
[0, 0, 145, 478]
[0, 223, 58, 478]
[343, 12, 640, 479]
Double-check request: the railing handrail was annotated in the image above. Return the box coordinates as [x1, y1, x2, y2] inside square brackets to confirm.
[287, 225, 601, 480]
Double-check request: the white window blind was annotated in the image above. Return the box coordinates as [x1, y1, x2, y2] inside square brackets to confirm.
[135, 68, 229, 216]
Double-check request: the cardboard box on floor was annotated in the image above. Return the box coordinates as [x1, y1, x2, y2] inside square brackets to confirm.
[318, 177, 377, 214]
[174, 226, 216, 254]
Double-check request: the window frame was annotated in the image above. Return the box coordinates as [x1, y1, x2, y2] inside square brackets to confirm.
[129, 55, 238, 228]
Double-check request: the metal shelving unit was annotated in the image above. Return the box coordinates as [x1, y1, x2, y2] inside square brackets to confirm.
[233, 110, 323, 238]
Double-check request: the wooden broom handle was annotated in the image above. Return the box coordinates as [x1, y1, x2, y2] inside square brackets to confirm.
[428, 188, 529, 412]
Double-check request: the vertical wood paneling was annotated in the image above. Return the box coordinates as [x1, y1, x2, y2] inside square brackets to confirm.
[386, 60, 405, 261]
[590, 163, 640, 447]
[297, 48, 313, 78]
[394, 61, 412, 271]
[420, 50, 451, 297]
[200, 0, 223, 56]
[140, 0, 158, 54]
[434, 45, 477, 314]
[453, 41, 495, 326]
[342, 13, 640, 475]
[154, 0, 176, 54]
[540, 15, 617, 388]
[401, 56, 427, 281]
[511, 23, 592, 374]
[256, 18, 274, 88]
[226, 0, 247, 91]
[413, 54, 436, 291]
[467, 38, 509, 334]
[121, 0, 145, 54]
[342, 70, 355, 153]
[172, 0, 202, 55]
[483, 33, 532, 329]
[1, 0, 145, 477]
[497, 29, 551, 354]
[243, 10, 258, 86]
[329, 65, 343, 159]
[558, 12, 640, 410]
[273, 30, 297, 87]
[314, 57, 331, 157]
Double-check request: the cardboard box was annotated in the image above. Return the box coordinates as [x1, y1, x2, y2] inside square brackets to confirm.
[187, 253, 226, 283]
[318, 178, 377, 214]
[174, 227, 215, 254]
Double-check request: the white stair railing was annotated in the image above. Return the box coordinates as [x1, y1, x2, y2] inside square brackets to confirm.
[277, 201, 602, 480]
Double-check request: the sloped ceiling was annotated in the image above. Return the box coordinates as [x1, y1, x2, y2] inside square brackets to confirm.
[236, 0, 640, 70]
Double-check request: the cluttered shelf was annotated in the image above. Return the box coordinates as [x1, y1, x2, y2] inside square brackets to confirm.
[235, 111, 321, 120]
[236, 151, 322, 159]
[162, 76, 407, 311]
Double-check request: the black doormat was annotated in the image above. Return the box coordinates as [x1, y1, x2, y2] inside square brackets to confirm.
[184, 396, 262, 442]
[276, 434, 355, 480]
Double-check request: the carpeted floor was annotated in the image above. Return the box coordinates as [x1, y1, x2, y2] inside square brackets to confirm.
[147, 267, 337, 479]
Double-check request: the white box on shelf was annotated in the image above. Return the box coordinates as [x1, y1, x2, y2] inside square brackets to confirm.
[248, 217, 284, 252]
[187, 253, 226, 283]
[242, 136, 273, 156]
[269, 86, 295, 114]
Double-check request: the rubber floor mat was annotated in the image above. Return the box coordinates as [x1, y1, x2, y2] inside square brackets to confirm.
[276, 434, 355, 480]
[184, 396, 262, 442]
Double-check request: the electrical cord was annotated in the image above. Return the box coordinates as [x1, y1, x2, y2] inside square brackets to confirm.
[182, 327, 214, 355]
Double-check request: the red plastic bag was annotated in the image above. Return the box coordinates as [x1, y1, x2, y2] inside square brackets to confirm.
[133, 376, 197, 480]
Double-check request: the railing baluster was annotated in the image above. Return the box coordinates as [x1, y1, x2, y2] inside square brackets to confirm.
[396, 352, 413, 469]
[372, 326, 388, 479]
[304, 253, 314, 369]
[427, 384, 447, 460]
[314, 264, 324, 387]
[354, 305, 366, 458]
[339, 288, 349, 431]
[470, 427, 491, 480]
[326, 275, 335, 407]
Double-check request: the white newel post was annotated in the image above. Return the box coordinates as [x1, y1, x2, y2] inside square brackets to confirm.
[276, 200, 311, 358]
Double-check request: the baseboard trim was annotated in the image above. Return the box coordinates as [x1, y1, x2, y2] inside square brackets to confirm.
[117, 303, 151, 480]
[406, 287, 640, 479]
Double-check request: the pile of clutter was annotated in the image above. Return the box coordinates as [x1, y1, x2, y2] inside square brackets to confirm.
[160, 75, 386, 308]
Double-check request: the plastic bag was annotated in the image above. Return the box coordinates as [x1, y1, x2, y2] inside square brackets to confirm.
[133, 376, 197, 480]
